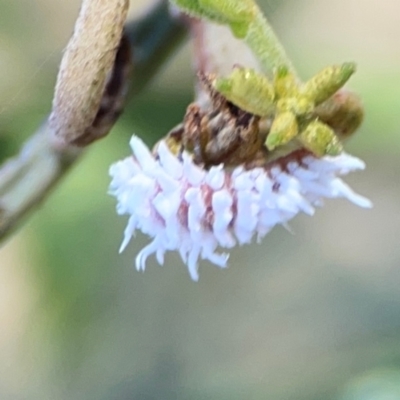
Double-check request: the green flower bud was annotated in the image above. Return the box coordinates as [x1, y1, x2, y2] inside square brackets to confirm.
[266, 111, 298, 150]
[214, 67, 275, 116]
[302, 63, 356, 106]
[274, 66, 298, 98]
[276, 96, 314, 116]
[299, 120, 343, 156]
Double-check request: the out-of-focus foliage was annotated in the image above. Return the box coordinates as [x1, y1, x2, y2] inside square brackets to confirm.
[339, 369, 400, 400]
[1, 1, 400, 399]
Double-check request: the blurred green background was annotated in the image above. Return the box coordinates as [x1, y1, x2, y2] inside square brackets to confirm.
[1, 0, 400, 399]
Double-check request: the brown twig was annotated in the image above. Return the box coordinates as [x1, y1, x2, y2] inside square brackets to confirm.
[72, 33, 132, 146]
[49, 0, 129, 146]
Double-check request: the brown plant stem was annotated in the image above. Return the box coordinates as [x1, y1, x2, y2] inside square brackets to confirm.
[49, 0, 129, 146]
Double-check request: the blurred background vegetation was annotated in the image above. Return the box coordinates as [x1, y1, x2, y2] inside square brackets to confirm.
[1, 0, 400, 399]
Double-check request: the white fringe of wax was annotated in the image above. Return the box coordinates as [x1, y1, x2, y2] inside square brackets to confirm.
[109, 136, 372, 281]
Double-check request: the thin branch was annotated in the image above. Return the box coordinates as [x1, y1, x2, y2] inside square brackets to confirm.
[0, 33, 131, 239]
[127, 0, 187, 95]
[0, 0, 188, 243]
